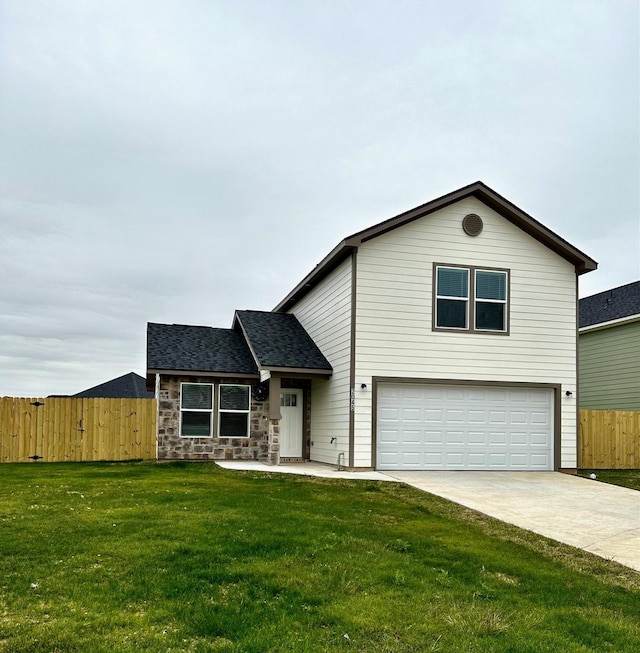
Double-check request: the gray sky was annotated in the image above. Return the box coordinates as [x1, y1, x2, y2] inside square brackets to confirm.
[1, 0, 638, 398]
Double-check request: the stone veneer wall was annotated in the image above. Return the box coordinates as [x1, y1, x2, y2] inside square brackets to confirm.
[157, 375, 270, 461]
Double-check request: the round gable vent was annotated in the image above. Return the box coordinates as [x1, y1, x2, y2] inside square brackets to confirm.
[462, 213, 483, 236]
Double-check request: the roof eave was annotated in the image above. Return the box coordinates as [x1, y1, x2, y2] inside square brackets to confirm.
[262, 366, 332, 376]
[232, 311, 263, 369]
[273, 182, 597, 312]
[350, 181, 598, 274]
[273, 242, 357, 312]
[579, 313, 640, 333]
[146, 368, 260, 379]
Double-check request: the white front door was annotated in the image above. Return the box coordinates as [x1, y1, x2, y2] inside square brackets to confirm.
[280, 389, 303, 458]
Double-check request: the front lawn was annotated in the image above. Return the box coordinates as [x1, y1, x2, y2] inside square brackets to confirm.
[1, 462, 639, 652]
[578, 469, 640, 491]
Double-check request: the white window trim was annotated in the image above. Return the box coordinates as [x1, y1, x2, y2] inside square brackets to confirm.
[218, 384, 251, 439]
[474, 268, 508, 333]
[435, 265, 470, 330]
[180, 382, 214, 438]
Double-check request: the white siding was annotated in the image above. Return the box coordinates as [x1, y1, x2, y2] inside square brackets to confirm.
[288, 256, 352, 464]
[354, 197, 578, 469]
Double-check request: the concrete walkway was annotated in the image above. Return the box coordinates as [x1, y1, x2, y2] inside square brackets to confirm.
[217, 461, 640, 572]
[386, 471, 640, 572]
[216, 459, 392, 481]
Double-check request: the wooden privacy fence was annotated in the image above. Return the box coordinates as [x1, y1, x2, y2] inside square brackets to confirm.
[0, 397, 157, 463]
[579, 409, 640, 469]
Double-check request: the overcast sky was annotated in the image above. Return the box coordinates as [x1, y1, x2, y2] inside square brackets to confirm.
[1, 1, 638, 398]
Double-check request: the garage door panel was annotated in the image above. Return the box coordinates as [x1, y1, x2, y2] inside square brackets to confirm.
[468, 431, 486, 444]
[531, 431, 550, 446]
[510, 411, 527, 425]
[511, 432, 527, 445]
[446, 431, 464, 444]
[467, 452, 487, 466]
[401, 408, 421, 422]
[489, 431, 507, 444]
[378, 428, 400, 445]
[531, 390, 552, 404]
[468, 410, 486, 423]
[445, 409, 464, 423]
[507, 453, 527, 468]
[402, 430, 421, 445]
[445, 452, 464, 466]
[425, 430, 444, 444]
[445, 388, 465, 401]
[377, 383, 554, 471]
[380, 407, 400, 420]
[489, 411, 507, 425]
[400, 452, 422, 466]
[530, 453, 551, 468]
[488, 453, 508, 467]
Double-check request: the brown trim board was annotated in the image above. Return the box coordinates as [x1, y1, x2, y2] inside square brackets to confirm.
[574, 276, 580, 469]
[273, 181, 597, 313]
[348, 251, 357, 468]
[372, 377, 563, 471]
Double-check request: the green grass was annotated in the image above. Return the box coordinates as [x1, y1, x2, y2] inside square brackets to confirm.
[578, 469, 640, 491]
[1, 463, 639, 652]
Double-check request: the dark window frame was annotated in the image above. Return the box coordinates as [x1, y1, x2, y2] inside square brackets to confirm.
[432, 263, 510, 335]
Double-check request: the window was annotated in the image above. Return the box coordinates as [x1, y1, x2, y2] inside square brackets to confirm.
[475, 269, 507, 331]
[180, 383, 213, 437]
[434, 264, 508, 333]
[436, 266, 469, 329]
[281, 392, 297, 407]
[219, 384, 250, 438]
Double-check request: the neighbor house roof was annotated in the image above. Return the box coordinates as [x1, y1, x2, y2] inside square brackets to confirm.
[275, 181, 598, 312]
[234, 310, 332, 373]
[579, 281, 640, 329]
[147, 323, 259, 376]
[70, 372, 154, 398]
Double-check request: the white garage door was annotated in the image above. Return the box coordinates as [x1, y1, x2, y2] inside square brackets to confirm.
[377, 383, 554, 470]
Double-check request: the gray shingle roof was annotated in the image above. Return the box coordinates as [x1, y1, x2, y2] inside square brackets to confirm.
[579, 281, 640, 328]
[235, 310, 332, 371]
[147, 323, 258, 375]
[72, 372, 154, 399]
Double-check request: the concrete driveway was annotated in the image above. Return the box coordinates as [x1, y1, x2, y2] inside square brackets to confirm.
[385, 471, 640, 572]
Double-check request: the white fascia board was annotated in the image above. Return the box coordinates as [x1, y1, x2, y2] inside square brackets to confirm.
[579, 313, 640, 333]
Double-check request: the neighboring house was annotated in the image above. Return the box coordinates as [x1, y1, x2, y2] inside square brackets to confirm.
[67, 372, 154, 399]
[147, 181, 597, 471]
[579, 281, 640, 411]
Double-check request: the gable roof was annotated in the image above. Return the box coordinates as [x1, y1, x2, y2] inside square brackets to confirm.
[274, 181, 598, 312]
[147, 323, 259, 376]
[70, 372, 154, 398]
[579, 281, 640, 328]
[234, 310, 332, 373]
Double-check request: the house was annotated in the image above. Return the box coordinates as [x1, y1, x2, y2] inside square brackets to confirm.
[51, 372, 154, 399]
[578, 281, 640, 411]
[147, 181, 597, 471]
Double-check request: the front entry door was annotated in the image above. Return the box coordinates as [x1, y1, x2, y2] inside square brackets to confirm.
[280, 390, 303, 458]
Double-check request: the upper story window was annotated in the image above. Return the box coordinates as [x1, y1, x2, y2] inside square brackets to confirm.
[434, 264, 509, 334]
[180, 383, 213, 437]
